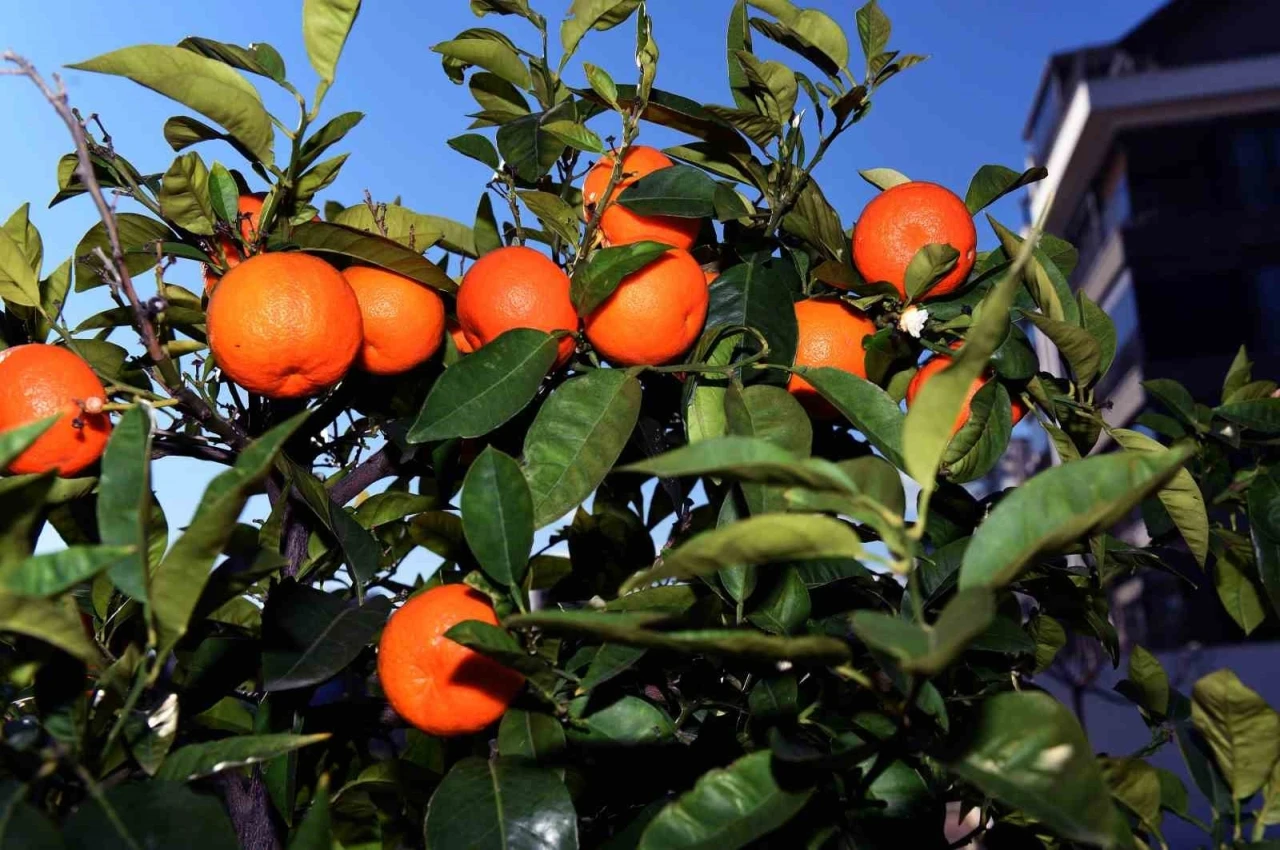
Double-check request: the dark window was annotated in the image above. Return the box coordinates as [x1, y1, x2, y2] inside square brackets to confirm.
[1250, 266, 1280, 355]
[1103, 276, 1140, 351]
[1028, 77, 1063, 165]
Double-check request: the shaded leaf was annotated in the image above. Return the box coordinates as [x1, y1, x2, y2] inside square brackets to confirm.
[157, 734, 330, 781]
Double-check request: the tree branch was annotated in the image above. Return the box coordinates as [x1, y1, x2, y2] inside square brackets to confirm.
[3, 52, 249, 450]
[330, 445, 402, 506]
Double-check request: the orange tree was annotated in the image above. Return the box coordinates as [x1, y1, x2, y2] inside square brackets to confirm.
[2, 1, 1280, 848]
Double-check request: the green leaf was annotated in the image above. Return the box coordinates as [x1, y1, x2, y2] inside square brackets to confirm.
[561, 0, 642, 63]
[1216, 398, 1280, 434]
[433, 37, 531, 90]
[1110, 429, 1207, 567]
[68, 46, 275, 166]
[584, 62, 619, 109]
[851, 588, 995, 676]
[151, 413, 308, 648]
[726, 383, 811, 516]
[568, 694, 673, 745]
[858, 167, 910, 191]
[157, 733, 330, 781]
[178, 37, 287, 83]
[497, 115, 565, 185]
[958, 445, 1193, 590]
[855, 1, 891, 69]
[160, 153, 215, 235]
[302, 0, 361, 84]
[328, 504, 380, 599]
[964, 164, 1047, 215]
[262, 582, 391, 690]
[289, 221, 456, 293]
[0, 593, 100, 665]
[1249, 466, 1280, 618]
[903, 243, 959, 301]
[706, 259, 799, 373]
[519, 190, 581, 247]
[746, 566, 810, 634]
[1223, 345, 1253, 404]
[1127, 645, 1170, 716]
[1191, 669, 1280, 799]
[616, 164, 719, 218]
[1021, 311, 1102, 386]
[733, 52, 797, 127]
[0, 227, 41, 307]
[508, 609, 852, 663]
[523, 368, 642, 528]
[620, 513, 863, 593]
[63, 783, 238, 850]
[620, 436, 850, 492]
[3, 545, 133, 597]
[207, 162, 239, 223]
[411, 329, 558, 443]
[1078, 291, 1117, 381]
[97, 405, 153, 601]
[73, 213, 175, 292]
[299, 111, 364, 172]
[424, 757, 577, 850]
[542, 120, 604, 154]
[499, 709, 568, 763]
[0, 416, 57, 471]
[449, 133, 502, 170]
[727, 0, 755, 111]
[579, 644, 646, 691]
[331, 203, 459, 254]
[462, 447, 534, 588]
[748, 674, 798, 719]
[571, 241, 671, 315]
[295, 153, 348, 200]
[638, 750, 812, 850]
[286, 773, 331, 850]
[800, 367, 907, 470]
[1214, 552, 1266, 636]
[2, 545, 129, 596]
[474, 193, 503, 256]
[1099, 757, 1163, 839]
[947, 691, 1125, 848]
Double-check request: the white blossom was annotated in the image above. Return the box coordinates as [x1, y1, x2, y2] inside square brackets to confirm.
[898, 305, 929, 338]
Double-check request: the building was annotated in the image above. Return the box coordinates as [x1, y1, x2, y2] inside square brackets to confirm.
[1022, 0, 1280, 428]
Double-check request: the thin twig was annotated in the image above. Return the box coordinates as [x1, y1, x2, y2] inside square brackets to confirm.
[3, 51, 249, 450]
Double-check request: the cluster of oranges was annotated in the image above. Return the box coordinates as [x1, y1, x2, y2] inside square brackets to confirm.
[451, 145, 710, 371]
[204, 194, 446, 399]
[0, 164, 1021, 739]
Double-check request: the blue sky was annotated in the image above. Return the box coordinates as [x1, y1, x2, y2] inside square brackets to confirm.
[5, 0, 1164, 561]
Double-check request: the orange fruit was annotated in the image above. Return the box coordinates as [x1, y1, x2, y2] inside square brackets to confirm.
[207, 252, 363, 399]
[583, 146, 700, 251]
[906, 347, 1028, 436]
[343, 266, 446, 375]
[786, 297, 878, 416]
[852, 181, 977, 301]
[0, 344, 111, 476]
[584, 249, 708, 366]
[704, 268, 720, 285]
[377, 583, 524, 737]
[456, 246, 578, 366]
[203, 194, 265, 293]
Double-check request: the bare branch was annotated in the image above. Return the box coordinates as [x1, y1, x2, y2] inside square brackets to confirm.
[3, 51, 249, 449]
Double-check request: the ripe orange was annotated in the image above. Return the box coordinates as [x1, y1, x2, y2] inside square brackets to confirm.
[786, 297, 878, 416]
[584, 249, 708, 366]
[906, 346, 1028, 435]
[207, 252, 363, 399]
[377, 583, 524, 737]
[583, 146, 700, 251]
[203, 194, 265, 293]
[456, 246, 578, 365]
[343, 266, 445, 375]
[852, 181, 977, 301]
[0, 344, 111, 476]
